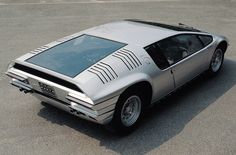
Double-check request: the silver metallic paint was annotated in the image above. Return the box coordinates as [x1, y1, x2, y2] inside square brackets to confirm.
[6, 21, 228, 124]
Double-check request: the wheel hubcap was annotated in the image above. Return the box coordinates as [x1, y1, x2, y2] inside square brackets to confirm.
[211, 49, 223, 72]
[121, 95, 141, 127]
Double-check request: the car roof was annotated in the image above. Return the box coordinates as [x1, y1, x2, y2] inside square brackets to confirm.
[83, 20, 199, 47]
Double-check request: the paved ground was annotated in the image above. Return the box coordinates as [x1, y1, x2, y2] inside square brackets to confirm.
[0, 0, 236, 155]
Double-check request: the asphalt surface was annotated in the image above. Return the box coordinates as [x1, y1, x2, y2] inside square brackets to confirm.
[0, 0, 236, 155]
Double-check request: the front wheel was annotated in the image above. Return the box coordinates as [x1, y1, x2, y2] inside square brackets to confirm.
[108, 91, 144, 134]
[208, 48, 224, 75]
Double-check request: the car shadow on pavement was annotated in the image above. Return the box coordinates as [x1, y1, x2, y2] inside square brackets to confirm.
[38, 58, 236, 155]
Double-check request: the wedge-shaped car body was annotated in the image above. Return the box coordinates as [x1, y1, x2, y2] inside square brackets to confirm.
[6, 20, 228, 132]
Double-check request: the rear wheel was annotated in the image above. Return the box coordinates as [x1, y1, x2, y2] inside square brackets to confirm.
[108, 89, 145, 134]
[208, 48, 224, 75]
[120, 95, 142, 127]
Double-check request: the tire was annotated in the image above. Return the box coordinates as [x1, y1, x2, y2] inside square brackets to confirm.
[208, 47, 224, 75]
[107, 89, 145, 134]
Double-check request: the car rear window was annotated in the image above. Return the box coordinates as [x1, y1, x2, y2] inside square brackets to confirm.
[27, 35, 126, 77]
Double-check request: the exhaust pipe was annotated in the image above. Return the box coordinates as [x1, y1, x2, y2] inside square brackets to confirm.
[23, 90, 31, 94]
[69, 108, 84, 116]
[19, 88, 32, 94]
[70, 109, 76, 113]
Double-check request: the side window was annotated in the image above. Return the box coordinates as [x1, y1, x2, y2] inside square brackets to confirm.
[157, 34, 204, 65]
[145, 43, 170, 70]
[174, 34, 204, 55]
[145, 34, 207, 69]
[198, 35, 213, 47]
[157, 37, 183, 65]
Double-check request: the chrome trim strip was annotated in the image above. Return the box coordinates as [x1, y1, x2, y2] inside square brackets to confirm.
[67, 92, 93, 105]
[11, 79, 32, 90]
[6, 71, 118, 124]
[66, 96, 93, 109]
[33, 93, 112, 124]
[70, 102, 98, 117]
[6, 71, 27, 81]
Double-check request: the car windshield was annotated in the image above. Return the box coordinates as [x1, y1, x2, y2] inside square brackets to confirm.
[27, 35, 126, 77]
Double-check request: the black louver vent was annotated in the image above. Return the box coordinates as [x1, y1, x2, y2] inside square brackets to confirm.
[30, 45, 49, 54]
[13, 63, 83, 92]
[112, 49, 142, 70]
[88, 62, 118, 84]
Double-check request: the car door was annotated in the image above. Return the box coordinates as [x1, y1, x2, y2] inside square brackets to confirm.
[158, 34, 208, 88]
[145, 43, 175, 101]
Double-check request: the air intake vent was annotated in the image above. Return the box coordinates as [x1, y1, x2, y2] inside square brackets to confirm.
[112, 49, 142, 70]
[88, 62, 118, 84]
[30, 45, 49, 54]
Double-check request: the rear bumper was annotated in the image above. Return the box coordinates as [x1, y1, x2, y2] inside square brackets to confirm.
[33, 92, 115, 124]
[6, 69, 119, 125]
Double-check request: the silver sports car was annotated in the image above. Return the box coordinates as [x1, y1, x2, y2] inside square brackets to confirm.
[6, 20, 228, 133]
